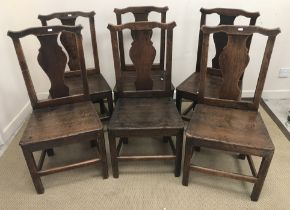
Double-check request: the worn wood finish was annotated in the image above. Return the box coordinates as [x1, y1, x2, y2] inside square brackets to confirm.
[114, 6, 168, 71]
[176, 8, 260, 116]
[108, 21, 176, 98]
[8, 26, 108, 194]
[108, 21, 183, 178]
[182, 25, 280, 201]
[130, 30, 156, 90]
[113, 6, 173, 99]
[38, 11, 113, 117]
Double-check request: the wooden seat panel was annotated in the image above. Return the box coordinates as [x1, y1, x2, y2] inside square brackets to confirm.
[20, 101, 102, 146]
[186, 104, 274, 151]
[109, 98, 183, 131]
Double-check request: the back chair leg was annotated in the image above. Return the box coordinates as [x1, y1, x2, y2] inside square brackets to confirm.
[46, 148, 54, 156]
[163, 136, 170, 143]
[121, 137, 128, 144]
[251, 153, 274, 201]
[238, 154, 246, 160]
[182, 140, 193, 186]
[174, 131, 183, 177]
[99, 100, 106, 114]
[22, 148, 44, 194]
[108, 133, 119, 178]
[98, 133, 108, 179]
[176, 90, 182, 113]
[107, 94, 114, 116]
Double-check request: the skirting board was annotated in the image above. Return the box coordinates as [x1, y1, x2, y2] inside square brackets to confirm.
[243, 90, 290, 99]
[2, 102, 32, 145]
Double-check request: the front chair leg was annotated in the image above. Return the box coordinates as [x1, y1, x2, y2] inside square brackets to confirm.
[182, 139, 193, 186]
[98, 132, 108, 179]
[22, 148, 44, 194]
[251, 153, 273, 201]
[108, 133, 119, 178]
[174, 131, 183, 177]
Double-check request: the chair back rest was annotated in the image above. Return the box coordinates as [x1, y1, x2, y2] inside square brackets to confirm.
[38, 11, 100, 74]
[7, 25, 89, 109]
[108, 21, 176, 97]
[196, 8, 260, 73]
[198, 25, 280, 110]
[114, 6, 168, 71]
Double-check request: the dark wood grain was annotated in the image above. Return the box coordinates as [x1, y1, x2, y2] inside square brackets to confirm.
[130, 30, 155, 90]
[38, 11, 113, 117]
[176, 8, 260, 116]
[114, 6, 168, 71]
[8, 25, 108, 194]
[37, 34, 69, 98]
[108, 21, 176, 98]
[182, 25, 280, 201]
[108, 21, 183, 178]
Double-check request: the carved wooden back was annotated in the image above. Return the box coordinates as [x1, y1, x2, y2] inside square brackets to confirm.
[38, 11, 100, 73]
[196, 8, 260, 72]
[198, 25, 280, 110]
[114, 6, 168, 71]
[7, 25, 89, 109]
[108, 21, 176, 97]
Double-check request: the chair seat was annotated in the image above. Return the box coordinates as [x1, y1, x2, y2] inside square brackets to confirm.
[177, 72, 242, 99]
[186, 104, 274, 152]
[108, 98, 184, 132]
[20, 101, 102, 147]
[64, 73, 111, 101]
[113, 70, 174, 95]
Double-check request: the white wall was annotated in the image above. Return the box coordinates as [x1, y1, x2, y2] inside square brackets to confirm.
[1, 0, 290, 144]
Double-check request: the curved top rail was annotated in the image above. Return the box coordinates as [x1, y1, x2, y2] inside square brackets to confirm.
[108, 21, 176, 32]
[201, 25, 280, 37]
[114, 6, 168, 15]
[38, 11, 95, 21]
[200, 8, 260, 18]
[7, 25, 83, 39]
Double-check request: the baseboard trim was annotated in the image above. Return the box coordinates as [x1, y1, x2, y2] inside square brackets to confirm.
[2, 101, 31, 144]
[242, 90, 290, 99]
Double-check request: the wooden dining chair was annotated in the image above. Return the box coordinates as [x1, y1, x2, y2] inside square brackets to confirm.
[107, 21, 184, 178]
[182, 25, 280, 201]
[176, 8, 260, 120]
[7, 25, 108, 194]
[38, 11, 113, 119]
[113, 6, 174, 100]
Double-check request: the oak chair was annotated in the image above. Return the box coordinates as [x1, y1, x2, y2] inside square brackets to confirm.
[182, 25, 280, 201]
[107, 21, 184, 178]
[113, 6, 174, 100]
[38, 11, 113, 119]
[7, 25, 108, 194]
[176, 8, 260, 120]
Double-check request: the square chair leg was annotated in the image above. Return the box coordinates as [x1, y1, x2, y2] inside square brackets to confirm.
[22, 148, 44, 194]
[251, 153, 274, 201]
[108, 133, 119, 178]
